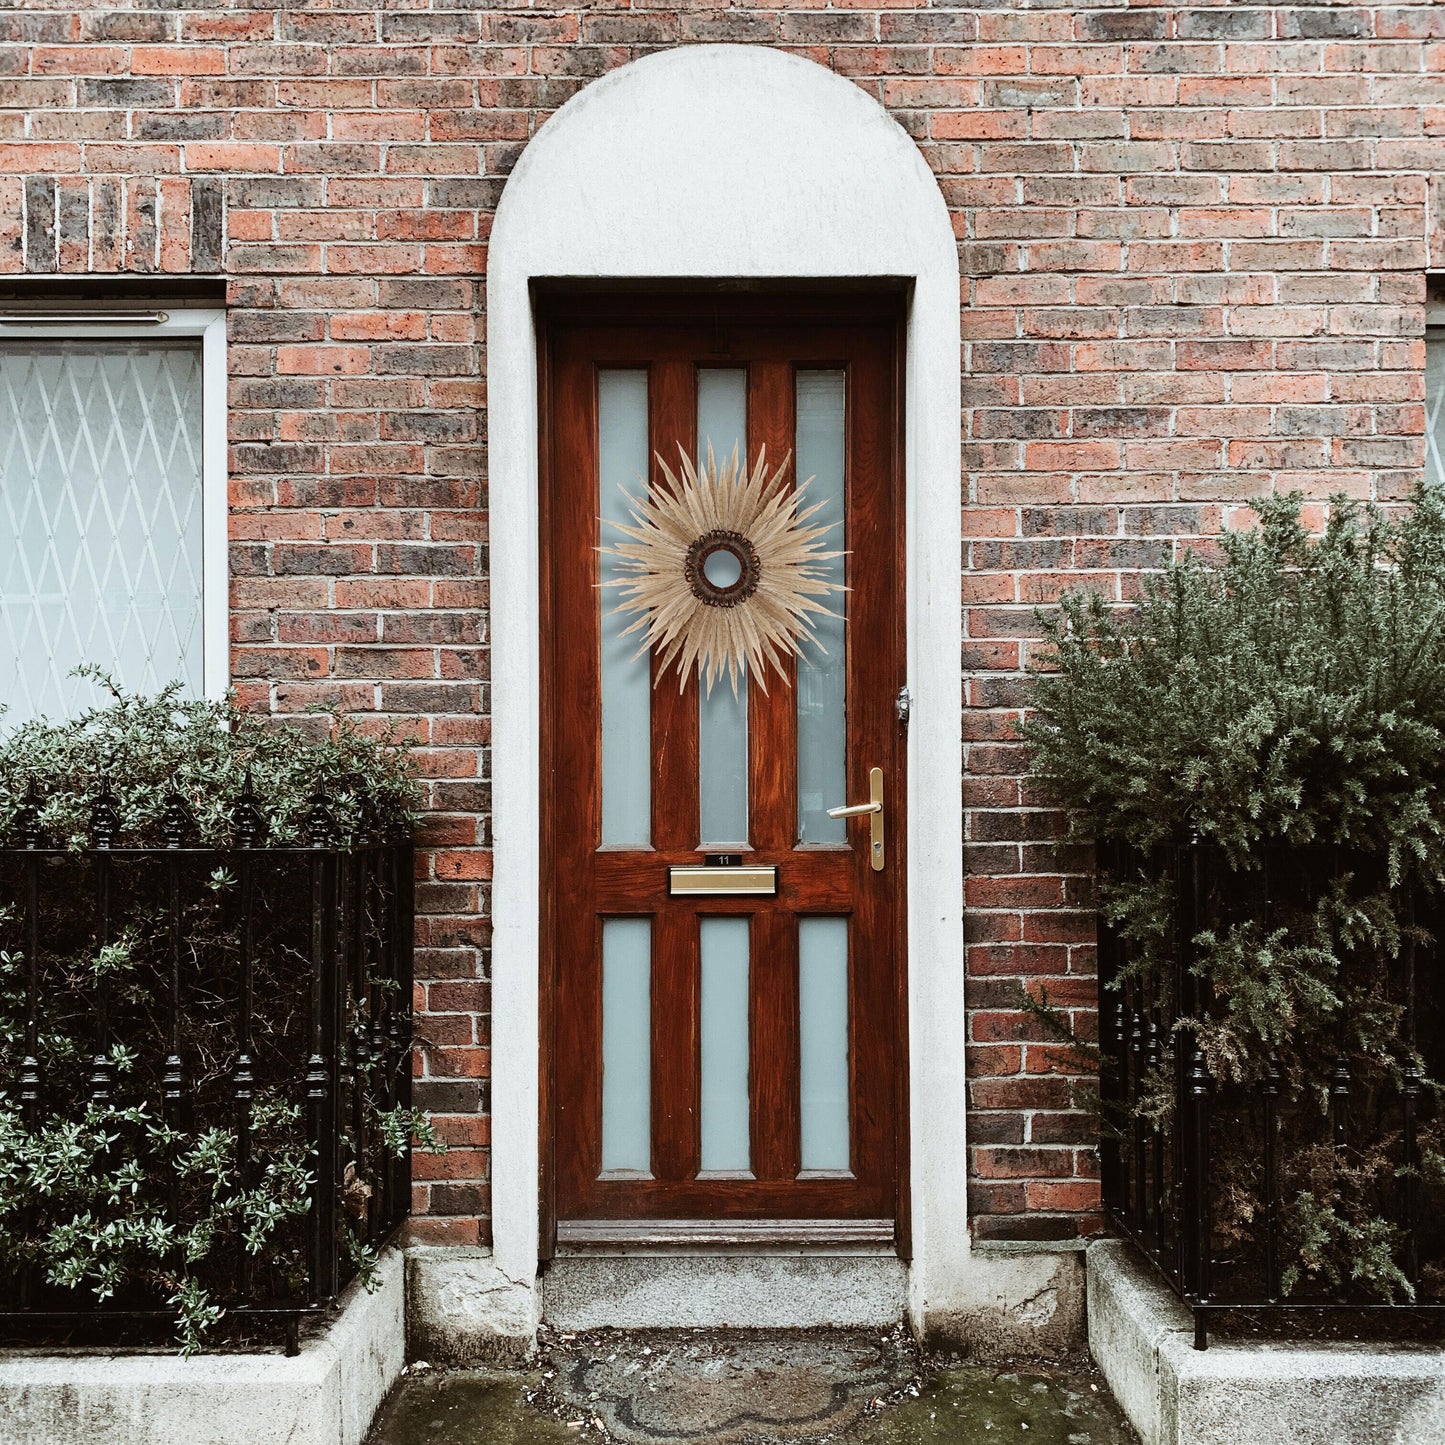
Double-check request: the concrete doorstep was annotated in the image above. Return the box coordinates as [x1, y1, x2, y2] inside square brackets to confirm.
[1087, 1237, 1445, 1445]
[0, 1247, 405, 1445]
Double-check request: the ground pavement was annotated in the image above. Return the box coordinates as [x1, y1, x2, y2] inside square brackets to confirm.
[366, 1328, 1137, 1445]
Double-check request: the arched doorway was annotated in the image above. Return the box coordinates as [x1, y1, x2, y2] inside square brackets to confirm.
[486, 43, 965, 1336]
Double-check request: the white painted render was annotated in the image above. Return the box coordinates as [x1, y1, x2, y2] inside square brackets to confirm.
[486, 44, 968, 1336]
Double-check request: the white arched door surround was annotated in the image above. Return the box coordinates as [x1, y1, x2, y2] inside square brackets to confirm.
[486, 44, 966, 1338]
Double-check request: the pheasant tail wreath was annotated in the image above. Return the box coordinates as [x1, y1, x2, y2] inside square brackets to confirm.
[601, 443, 847, 696]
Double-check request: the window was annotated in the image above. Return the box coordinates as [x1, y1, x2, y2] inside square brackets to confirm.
[0, 309, 226, 723]
[1429, 278, 1445, 491]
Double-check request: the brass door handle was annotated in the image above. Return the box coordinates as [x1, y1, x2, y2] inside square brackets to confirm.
[827, 766, 885, 872]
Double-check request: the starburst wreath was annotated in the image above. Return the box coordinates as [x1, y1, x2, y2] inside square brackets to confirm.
[601, 443, 847, 696]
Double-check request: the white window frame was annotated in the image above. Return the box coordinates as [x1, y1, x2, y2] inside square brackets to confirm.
[1427, 327, 1445, 492]
[0, 307, 229, 704]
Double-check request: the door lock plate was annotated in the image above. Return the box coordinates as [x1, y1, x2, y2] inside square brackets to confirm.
[826, 766, 886, 872]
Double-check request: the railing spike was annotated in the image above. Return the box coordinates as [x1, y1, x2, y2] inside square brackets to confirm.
[232, 771, 265, 849]
[1330, 1051, 1352, 1149]
[306, 782, 335, 849]
[89, 775, 120, 850]
[161, 790, 191, 850]
[18, 775, 42, 850]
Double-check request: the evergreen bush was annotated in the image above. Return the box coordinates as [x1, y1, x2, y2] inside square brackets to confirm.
[0, 679, 430, 1351]
[0, 667, 419, 849]
[1026, 487, 1445, 1305]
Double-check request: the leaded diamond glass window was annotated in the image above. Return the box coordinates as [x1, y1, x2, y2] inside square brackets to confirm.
[0, 339, 204, 723]
[1429, 330, 1445, 492]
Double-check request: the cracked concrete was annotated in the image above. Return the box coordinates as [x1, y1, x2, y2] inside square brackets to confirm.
[938, 1244, 1087, 1363]
[406, 1249, 539, 1365]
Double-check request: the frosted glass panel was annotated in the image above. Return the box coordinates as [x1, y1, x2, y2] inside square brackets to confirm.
[697, 367, 747, 472]
[697, 368, 749, 845]
[599, 370, 651, 846]
[799, 917, 850, 1172]
[699, 681, 748, 846]
[601, 918, 652, 1173]
[700, 916, 751, 1173]
[796, 372, 846, 843]
[1428, 333, 1445, 490]
[0, 340, 203, 724]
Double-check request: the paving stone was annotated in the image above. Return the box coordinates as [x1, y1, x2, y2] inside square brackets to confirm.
[367, 1371, 577, 1445]
[547, 1330, 914, 1443]
[366, 1331, 1138, 1445]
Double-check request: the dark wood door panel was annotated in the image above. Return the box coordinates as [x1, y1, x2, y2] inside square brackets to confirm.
[542, 292, 905, 1228]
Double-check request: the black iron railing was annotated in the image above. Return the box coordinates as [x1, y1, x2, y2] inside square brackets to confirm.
[0, 781, 413, 1353]
[1099, 839, 1445, 1349]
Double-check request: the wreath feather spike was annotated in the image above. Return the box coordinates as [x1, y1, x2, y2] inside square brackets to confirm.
[600, 441, 849, 698]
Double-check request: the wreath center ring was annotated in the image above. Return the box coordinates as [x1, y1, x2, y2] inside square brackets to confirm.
[684, 529, 762, 608]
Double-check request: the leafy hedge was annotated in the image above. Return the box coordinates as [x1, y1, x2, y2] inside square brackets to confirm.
[1027, 487, 1445, 872]
[1026, 487, 1445, 1304]
[0, 668, 419, 849]
[0, 680, 426, 1351]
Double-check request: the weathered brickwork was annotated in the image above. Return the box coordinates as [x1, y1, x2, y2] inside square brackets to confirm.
[2, 4, 1442, 1245]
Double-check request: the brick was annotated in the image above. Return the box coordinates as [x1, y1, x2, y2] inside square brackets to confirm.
[269, 542, 369, 577]
[975, 1147, 1076, 1180]
[275, 344, 371, 376]
[23, 176, 55, 271]
[186, 142, 281, 173]
[132, 46, 224, 76]
[80, 12, 170, 42]
[0, 175, 22, 271]
[77, 77, 175, 108]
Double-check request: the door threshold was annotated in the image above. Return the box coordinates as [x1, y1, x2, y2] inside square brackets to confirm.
[554, 1218, 897, 1256]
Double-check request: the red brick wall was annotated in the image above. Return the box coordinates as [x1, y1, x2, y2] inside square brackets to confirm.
[2, 5, 1441, 1246]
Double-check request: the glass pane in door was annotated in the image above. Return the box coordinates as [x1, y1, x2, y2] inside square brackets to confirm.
[598, 370, 652, 847]
[799, 916, 850, 1171]
[697, 368, 749, 847]
[699, 916, 751, 1173]
[601, 917, 652, 1173]
[795, 371, 847, 844]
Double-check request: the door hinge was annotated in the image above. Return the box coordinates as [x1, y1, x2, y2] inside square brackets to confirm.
[895, 685, 911, 730]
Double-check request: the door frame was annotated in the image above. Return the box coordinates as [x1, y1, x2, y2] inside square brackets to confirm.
[536, 288, 910, 1240]
[486, 45, 967, 1336]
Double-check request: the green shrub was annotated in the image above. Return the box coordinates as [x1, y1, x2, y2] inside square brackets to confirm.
[0, 679, 428, 1351]
[1026, 486, 1445, 1305]
[0, 668, 419, 849]
[1027, 486, 1445, 873]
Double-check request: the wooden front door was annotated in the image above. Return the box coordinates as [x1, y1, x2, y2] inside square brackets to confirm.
[541, 291, 906, 1230]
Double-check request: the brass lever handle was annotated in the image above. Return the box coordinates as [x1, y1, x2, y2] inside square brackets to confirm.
[826, 767, 885, 871]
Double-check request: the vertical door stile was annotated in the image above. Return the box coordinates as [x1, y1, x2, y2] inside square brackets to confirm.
[649, 359, 702, 1183]
[747, 360, 802, 1182]
[553, 343, 606, 1201]
[747, 362, 800, 850]
[844, 337, 894, 1179]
